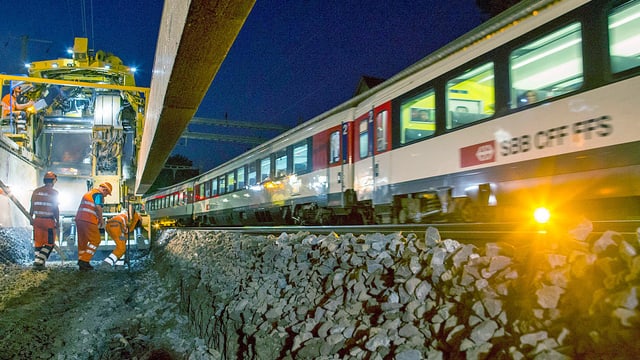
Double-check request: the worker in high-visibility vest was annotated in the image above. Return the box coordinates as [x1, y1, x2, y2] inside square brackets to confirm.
[98, 208, 141, 270]
[29, 171, 59, 270]
[75, 182, 112, 271]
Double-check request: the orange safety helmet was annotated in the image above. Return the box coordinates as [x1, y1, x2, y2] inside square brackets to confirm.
[43, 171, 57, 181]
[99, 182, 113, 195]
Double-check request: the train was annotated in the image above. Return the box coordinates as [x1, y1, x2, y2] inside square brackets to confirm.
[143, 0, 640, 228]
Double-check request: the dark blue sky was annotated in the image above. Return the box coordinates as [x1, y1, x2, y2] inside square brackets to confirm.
[1, 1, 484, 171]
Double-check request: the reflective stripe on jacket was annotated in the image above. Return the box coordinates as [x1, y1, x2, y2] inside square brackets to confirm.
[107, 212, 141, 234]
[76, 188, 102, 224]
[31, 185, 59, 219]
[107, 214, 128, 234]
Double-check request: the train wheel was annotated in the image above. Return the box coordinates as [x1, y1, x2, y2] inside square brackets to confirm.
[458, 199, 478, 222]
[347, 210, 364, 225]
[293, 207, 305, 226]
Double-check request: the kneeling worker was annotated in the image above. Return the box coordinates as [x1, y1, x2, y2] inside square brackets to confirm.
[99, 207, 141, 270]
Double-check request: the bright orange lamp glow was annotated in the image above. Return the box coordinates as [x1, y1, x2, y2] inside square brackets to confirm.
[533, 207, 551, 224]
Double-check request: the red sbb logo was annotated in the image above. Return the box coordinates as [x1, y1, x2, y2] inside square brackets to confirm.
[460, 140, 496, 167]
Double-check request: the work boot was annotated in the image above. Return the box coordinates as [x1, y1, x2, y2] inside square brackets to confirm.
[32, 263, 45, 271]
[78, 260, 93, 271]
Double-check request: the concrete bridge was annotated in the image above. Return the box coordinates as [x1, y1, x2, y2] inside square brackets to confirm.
[135, 0, 255, 194]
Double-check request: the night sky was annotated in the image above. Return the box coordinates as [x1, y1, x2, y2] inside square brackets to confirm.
[1, 1, 484, 171]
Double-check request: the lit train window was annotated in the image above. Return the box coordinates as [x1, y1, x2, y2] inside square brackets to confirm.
[510, 23, 583, 108]
[237, 166, 246, 189]
[211, 178, 218, 196]
[447, 62, 494, 129]
[329, 131, 340, 164]
[248, 162, 257, 186]
[359, 119, 369, 159]
[260, 157, 271, 182]
[218, 176, 226, 195]
[293, 141, 308, 173]
[227, 171, 236, 192]
[609, 0, 640, 73]
[376, 110, 388, 152]
[204, 180, 211, 198]
[400, 87, 435, 144]
[275, 150, 287, 178]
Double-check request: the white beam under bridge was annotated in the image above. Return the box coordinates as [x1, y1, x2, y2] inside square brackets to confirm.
[135, 0, 255, 194]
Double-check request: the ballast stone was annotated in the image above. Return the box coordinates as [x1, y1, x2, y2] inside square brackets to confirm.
[155, 222, 640, 359]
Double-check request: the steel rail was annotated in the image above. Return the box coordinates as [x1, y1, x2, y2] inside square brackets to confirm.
[170, 220, 640, 244]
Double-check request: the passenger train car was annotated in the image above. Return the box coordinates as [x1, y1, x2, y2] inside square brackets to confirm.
[144, 0, 640, 227]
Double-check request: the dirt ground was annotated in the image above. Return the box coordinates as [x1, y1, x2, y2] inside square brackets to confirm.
[0, 255, 218, 359]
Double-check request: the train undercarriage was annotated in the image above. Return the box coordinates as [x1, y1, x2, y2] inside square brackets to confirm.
[183, 173, 640, 228]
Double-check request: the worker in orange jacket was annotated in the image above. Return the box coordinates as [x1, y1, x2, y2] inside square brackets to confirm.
[98, 208, 141, 270]
[29, 171, 59, 270]
[1, 84, 34, 117]
[75, 182, 112, 271]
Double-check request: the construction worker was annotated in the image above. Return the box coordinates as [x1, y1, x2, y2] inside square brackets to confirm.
[98, 207, 141, 270]
[29, 171, 60, 270]
[2, 84, 34, 133]
[75, 182, 112, 271]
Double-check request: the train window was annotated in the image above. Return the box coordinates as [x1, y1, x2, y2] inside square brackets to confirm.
[260, 157, 271, 182]
[359, 118, 369, 159]
[275, 150, 287, 178]
[204, 180, 211, 198]
[293, 141, 309, 173]
[211, 178, 218, 197]
[237, 166, 246, 189]
[376, 110, 388, 152]
[227, 171, 236, 192]
[329, 130, 340, 164]
[248, 162, 257, 186]
[400, 87, 435, 144]
[447, 62, 494, 129]
[197, 183, 204, 201]
[510, 23, 583, 108]
[609, 0, 640, 74]
[218, 176, 227, 195]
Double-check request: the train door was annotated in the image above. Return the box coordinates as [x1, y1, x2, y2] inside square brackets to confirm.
[353, 110, 374, 202]
[326, 122, 351, 207]
[372, 102, 392, 207]
[353, 103, 392, 222]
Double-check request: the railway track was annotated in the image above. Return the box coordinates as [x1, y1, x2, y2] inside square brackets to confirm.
[169, 220, 640, 245]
